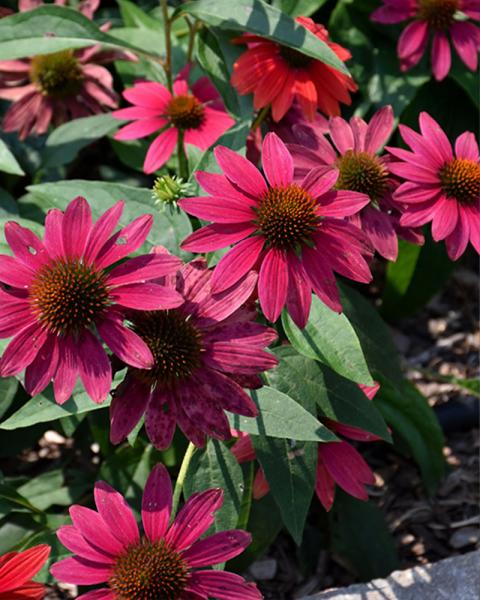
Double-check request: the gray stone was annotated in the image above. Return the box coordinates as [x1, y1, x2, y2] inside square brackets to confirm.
[449, 527, 480, 549]
[301, 551, 480, 600]
[249, 557, 277, 580]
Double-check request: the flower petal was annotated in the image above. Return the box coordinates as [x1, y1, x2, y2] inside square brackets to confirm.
[258, 247, 288, 322]
[364, 105, 394, 154]
[62, 196, 92, 258]
[98, 315, 154, 369]
[182, 530, 251, 567]
[144, 128, 178, 174]
[262, 132, 293, 187]
[211, 236, 264, 293]
[142, 463, 172, 543]
[0, 323, 46, 377]
[107, 253, 181, 287]
[94, 481, 139, 547]
[215, 145, 267, 198]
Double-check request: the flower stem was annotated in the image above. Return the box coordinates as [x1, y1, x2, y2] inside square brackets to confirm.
[160, 0, 173, 91]
[185, 17, 200, 63]
[171, 441, 196, 518]
[177, 130, 189, 181]
[251, 105, 270, 132]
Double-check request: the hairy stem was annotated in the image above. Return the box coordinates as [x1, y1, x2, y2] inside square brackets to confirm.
[160, 0, 173, 90]
[171, 441, 196, 518]
[177, 130, 190, 181]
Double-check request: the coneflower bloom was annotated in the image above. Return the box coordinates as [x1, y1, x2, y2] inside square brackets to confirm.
[0, 40, 131, 140]
[371, 0, 480, 80]
[231, 17, 357, 122]
[110, 250, 277, 449]
[180, 132, 373, 327]
[113, 76, 235, 174]
[51, 464, 262, 599]
[288, 105, 424, 260]
[388, 113, 480, 260]
[232, 383, 380, 511]
[18, 0, 100, 18]
[0, 197, 183, 405]
[0, 544, 50, 600]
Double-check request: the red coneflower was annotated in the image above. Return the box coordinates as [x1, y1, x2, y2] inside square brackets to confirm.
[0, 544, 50, 600]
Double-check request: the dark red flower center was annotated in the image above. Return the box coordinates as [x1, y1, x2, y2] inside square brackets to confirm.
[30, 50, 83, 98]
[130, 310, 202, 386]
[256, 183, 320, 250]
[167, 94, 205, 130]
[109, 538, 189, 600]
[279, 45, 313, 69]
[29, 260, 110, 335]
[439, 158, 480, 204]
[418, 0, 459, 30]
[336, 150, 389, 202]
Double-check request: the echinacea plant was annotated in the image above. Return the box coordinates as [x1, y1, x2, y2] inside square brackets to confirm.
[0, 545, 50, 600]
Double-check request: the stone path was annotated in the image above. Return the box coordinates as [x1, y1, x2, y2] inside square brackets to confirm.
[302, 551, 480, 600]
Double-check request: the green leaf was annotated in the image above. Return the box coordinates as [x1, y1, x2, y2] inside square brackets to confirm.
[252, 435, 316, 545]
[0, 139, 24, 175]
[0, 386, 112, 430]
[117, 0, 164, 30]
[228, 386, 336, 442]
[183, 0, 349, 73]
[0, 483, 42, 514]
[421, 373, 480, 398]
[42, 114, 120, 168]
[375, 377, 445, 494]
[330, 492, 399, 580]
[339, 283, 404, 388]
[268, 347, 391, 441]
[0, 188, 19, 218]
[184, 440, 244, 532]
[0, 377, 19, 421]
[27, 180, 193, 259]
[0, 5, 155, 60]
[382, 235, 455, 320]
[273, 0, 328, 17]
[282, 295, 373, 386]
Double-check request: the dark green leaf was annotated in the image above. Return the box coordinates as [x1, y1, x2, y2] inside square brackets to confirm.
[252, 435, 316, 545]
[282, 295, 373, 385]
[273, 0, 328, 17]
[0, 139, 24, 175]
[183, 0, 348, 73]
[375, 376, 445, 493]
[184, 440, 244, 532]
[330, 492, 399, 580]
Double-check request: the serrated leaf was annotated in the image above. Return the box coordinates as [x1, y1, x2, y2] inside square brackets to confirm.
[282, 295, 373, 386]
[183, 0, 348, 73]
[252, 435, 316, 545]
[42, 113, 120, 168]
[184, 440, 244, 533]
[268, 347, 391, 442]
[27, 180, 193, 259]
[228, 386, 337, 442]
[0, 139, 24, 175]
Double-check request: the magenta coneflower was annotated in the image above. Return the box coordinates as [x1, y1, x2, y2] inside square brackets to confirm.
[0, 197, 183, 405]
[288, 105, 424, 260]
[371, 0, 479, 81]
[0, 40, 131, 140]
[51, 464, 262, 600]
[179, 132, 373, 327]
[0, 544, 50, 600]
[110, 250, 277, 449]
[113, 76, 235, 174]
[19, 0, 100, 18]
[388, 112, 480, 260]
[232, 383, 380, 511]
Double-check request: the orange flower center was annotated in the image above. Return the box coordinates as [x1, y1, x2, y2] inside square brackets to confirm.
[109, 538, 189, 600]
[167, 94, 205, 130]
[256, 184, 320, 249]
[130, 310, 202, 386]
[439, 158, 480, 204]
[30, 50, 83, 98]
[418, 0, 459, 29]
[279, 45, 313, 69]
[29, 260, 110, 335]
[336, 150, 389, 202]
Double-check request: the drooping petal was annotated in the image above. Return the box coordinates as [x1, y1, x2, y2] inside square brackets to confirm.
[144, 128, 178, 174]
[77, 331, 112, 404]
[188, 571, 262, 600]
[142, 463, 172, 543]
[211, 236, 264, 293]
[109, 374, 150, 444]
[24, 334, 59, 397]
[315, 458, 336, 511]
[431, 31, 451, 81]
[0, 323, 47, 377]
[0, 545, 50, 592]
[145, 388, 177, 450]
[53, 337, 79, 405]
[258, 247, 289, 322]
[361, 207, 398, 260]
[98, 315, 154, 369]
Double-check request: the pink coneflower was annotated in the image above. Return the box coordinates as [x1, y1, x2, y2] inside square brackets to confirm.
[371, 0, 480, 80]
[288, 105, 424, 260]
[179, 132, 373, 327]
[0, 545, 50, 600]
[231, 17, 357, 122]
[19, 0, 100, 18]
[232, 383, 380, 511]
[388, 112, 480, 260]
[51, 463, 262, 600]
[110, 250, 277, 449]
[112, 76, 235, 174]
[0, 197, 183, 405]
[0, 39, 131, 140]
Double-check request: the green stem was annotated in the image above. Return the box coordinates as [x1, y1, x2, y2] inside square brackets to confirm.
[251, 105, 270, 132]
[177, 130, 189, 181]
[185, 17, 199, 63]
[171, 441, 196, 518]
[160, 0, 173, 91]
[236, 461, 254, 531]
